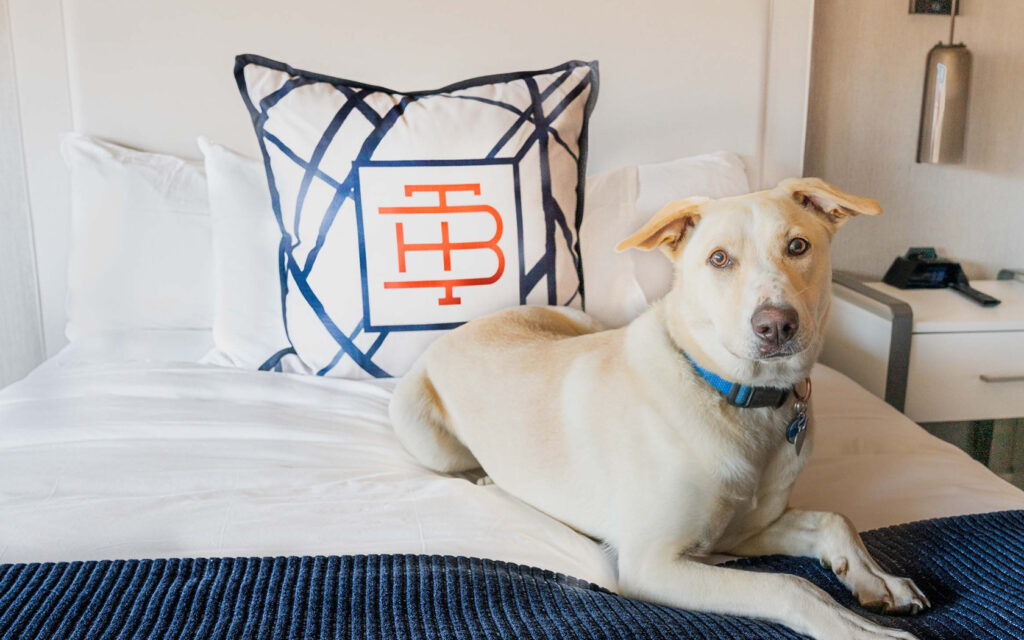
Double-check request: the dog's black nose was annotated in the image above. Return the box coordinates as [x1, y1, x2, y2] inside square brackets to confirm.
[751, 304, 799, 351]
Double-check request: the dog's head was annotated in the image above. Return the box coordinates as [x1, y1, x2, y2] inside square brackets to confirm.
[616, 177, 881, 386]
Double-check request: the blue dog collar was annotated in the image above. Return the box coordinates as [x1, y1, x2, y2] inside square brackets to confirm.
[682, 351, 791, 409]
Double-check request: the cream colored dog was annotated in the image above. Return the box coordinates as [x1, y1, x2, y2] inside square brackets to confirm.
[390, 178, 929, 640]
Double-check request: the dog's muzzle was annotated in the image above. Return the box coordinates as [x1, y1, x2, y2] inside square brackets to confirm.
[751, 304, 800, 357]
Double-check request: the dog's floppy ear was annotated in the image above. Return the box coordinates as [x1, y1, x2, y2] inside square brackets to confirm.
[615, 197, 709, 259]
[779, 177, 882, 230]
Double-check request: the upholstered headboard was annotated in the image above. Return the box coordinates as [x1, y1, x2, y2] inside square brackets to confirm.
[7, 0, 813, 358]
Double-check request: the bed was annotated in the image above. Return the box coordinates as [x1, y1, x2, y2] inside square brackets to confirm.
[3, 331, 1024, 639]
[4, 2, 1024, 638]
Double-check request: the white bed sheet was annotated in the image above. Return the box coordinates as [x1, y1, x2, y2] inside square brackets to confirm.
[2, 330, 1022, 592]
[794, 364, 1024, 531]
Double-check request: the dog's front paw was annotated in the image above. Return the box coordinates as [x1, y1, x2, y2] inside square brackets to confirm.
[789, 578, 921, 640]
[832, 558, 930, 615]
[857, 573, 930, 616]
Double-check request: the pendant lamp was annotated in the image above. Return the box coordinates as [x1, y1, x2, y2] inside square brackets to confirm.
[917, 0, 971, 164]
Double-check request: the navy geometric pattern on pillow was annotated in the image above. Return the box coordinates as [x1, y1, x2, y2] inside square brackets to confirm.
[235, 55, 599, 378]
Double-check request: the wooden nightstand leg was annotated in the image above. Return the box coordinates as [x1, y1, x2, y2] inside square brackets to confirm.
[989, 418, 1024, 489]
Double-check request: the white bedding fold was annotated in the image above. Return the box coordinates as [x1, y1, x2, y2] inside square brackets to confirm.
[0, 348, 615, 587]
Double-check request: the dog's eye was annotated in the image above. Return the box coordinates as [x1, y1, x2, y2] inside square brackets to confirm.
[708, 249, 732, 268]
[787, 237, 810, 256]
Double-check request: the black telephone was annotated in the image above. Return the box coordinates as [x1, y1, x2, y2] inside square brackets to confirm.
[882, 248, 1001, 307]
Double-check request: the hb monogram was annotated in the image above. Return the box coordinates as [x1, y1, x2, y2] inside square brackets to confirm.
[378, 184, 505, 306]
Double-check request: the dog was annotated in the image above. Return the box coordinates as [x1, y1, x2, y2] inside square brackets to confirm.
[390, 177, 929, 640]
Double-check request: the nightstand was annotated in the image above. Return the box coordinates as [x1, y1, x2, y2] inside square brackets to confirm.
[821, 271, 1024, 486]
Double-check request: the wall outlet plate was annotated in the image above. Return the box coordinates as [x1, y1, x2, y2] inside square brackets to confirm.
[910, 0, 960, 14]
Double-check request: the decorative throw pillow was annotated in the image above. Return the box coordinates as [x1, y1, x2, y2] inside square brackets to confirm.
[234, 55, 598, 378]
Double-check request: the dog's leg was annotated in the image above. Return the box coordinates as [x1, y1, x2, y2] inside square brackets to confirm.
[726, 510, 930, 615]
[390, 363, 480, 473]
[618, 539, 919, 640]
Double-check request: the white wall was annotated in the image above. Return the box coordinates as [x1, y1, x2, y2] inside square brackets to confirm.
[806, 0, 1024, 280]
[8, 0, 72, 359]
[0, 0, 45, 387]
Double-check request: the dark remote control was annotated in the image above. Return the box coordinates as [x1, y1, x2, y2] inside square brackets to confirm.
[950, 281, 1001, 307]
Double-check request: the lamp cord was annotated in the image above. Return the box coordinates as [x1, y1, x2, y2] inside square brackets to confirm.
[949, 0, 959, 45]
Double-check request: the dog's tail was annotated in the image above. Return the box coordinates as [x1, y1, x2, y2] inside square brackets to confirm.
[389, 362, 480, 473]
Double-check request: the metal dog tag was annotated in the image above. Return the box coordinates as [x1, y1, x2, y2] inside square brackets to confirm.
[786, 401, 808, 454]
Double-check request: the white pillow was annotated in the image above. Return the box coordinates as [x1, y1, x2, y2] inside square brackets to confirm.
[580, 152, 750, 327]
[197, 137, 307, 373]
[234, 55, 598, 378]
[61, 134, 213, 340]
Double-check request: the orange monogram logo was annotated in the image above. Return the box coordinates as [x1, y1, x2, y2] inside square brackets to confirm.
[378, 184, 505, 306]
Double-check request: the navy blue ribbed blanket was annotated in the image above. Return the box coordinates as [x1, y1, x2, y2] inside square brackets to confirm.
[2, 510, 1023, 639]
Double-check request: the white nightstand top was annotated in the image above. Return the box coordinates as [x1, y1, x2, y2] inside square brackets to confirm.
[864, 280, 1024, 334]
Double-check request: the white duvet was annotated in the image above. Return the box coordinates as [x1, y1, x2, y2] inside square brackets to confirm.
[2, 331, 1022, 591]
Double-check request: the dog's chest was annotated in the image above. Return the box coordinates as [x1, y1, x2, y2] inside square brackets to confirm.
[704, 403, 796, 478]
[688, 406, 807, 549]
